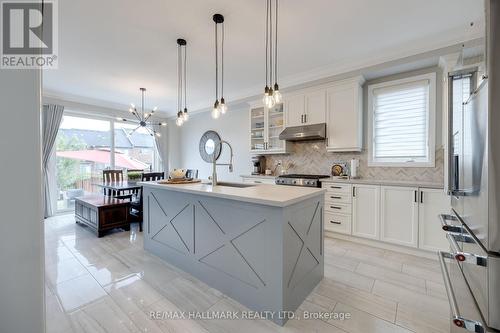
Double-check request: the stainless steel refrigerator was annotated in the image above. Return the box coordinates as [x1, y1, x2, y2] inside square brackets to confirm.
[439, 1, 500, 332]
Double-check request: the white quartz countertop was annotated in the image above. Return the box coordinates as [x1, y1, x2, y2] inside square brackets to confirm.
[320, 177, 444, 189]
[139, 181, 325, 207]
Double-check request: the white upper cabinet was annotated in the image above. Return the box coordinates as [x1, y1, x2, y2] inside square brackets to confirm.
[380, 186, 419, 248]
[352, 184, 380, 240]
[418, 188, 450, 251]
[284, 94, 305, 127]
[285, 89, 326, 127]
[326, 76, 364, 152]
[304, 90, 327, 125]
[249, 103, 290, 154]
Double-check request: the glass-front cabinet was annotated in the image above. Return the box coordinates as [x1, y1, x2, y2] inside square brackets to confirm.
[249, 103, 290, 154]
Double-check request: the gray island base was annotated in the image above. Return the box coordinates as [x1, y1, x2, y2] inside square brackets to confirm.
[140, 182, 325, 325]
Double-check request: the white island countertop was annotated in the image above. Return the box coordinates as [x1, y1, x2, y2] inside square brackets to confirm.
[139, 181, 325, 207]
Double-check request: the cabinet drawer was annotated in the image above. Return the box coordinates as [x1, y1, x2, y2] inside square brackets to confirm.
[325, 192, 352, 204]
[241, 177, 276, 185]
[324, 213, 351, 234]
[323, 183, 352, 194]
[325, 202, 352, 214]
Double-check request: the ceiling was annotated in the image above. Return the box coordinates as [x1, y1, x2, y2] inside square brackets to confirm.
[43, 0, 484, 117]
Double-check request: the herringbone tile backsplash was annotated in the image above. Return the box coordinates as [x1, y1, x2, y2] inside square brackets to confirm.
[265, 141, 444, 184]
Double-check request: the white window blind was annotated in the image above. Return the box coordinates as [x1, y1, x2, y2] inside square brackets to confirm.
[371, 79, 430, 164]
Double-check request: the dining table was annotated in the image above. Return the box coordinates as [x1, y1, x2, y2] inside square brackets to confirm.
[94, 181, 142, 197]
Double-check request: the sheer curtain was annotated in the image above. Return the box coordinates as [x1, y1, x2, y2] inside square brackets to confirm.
[154, 124, 169, 173]
[42, 104, 64, 217]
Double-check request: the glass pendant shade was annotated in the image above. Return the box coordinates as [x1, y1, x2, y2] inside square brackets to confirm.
[273, 83, 282, 103]
[219, 98, 227, 114]
[211, 101, 221, 119]
[182, 108, 189, 121]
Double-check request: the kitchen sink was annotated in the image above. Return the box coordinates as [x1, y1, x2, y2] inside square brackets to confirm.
[215, 182, 256, 188]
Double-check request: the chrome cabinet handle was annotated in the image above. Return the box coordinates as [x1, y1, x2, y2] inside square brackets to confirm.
[352, 186, 356, 197]
[439, 214, 462, 233]
[330, 221, 341, 225]
[438, 251, 485, 332]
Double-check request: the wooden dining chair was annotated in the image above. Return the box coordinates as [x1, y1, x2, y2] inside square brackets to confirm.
[102, 169, 123, 196]
[129, 172, 165, 231]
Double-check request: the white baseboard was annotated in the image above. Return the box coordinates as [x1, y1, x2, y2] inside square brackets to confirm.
[325, 231, 439, 260]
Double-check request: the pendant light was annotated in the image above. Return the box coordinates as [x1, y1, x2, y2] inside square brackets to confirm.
[118, 88, 167, 136]
[212, 13, 227, 119]
[263, 0, 281, 108]
[176, 38, 188, 126]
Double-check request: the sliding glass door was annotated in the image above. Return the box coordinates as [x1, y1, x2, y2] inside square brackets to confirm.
[54, 113, 161, 213]
[55, 115, 112, 211]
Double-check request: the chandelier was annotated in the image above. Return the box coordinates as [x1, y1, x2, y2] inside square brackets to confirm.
[118, 88, 167, 137]
[262, 0, 282, 108]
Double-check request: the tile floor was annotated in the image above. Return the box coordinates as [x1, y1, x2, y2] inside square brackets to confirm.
[45, 214, 450, 333]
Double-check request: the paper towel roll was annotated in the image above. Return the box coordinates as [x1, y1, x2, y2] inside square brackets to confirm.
[350, 159, 359, 179]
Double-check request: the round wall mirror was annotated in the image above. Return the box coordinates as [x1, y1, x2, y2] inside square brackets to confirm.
[199, 130, 222, 163]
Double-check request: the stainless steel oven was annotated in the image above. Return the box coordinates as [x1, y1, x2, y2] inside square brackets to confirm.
[439, 2, 500, 332]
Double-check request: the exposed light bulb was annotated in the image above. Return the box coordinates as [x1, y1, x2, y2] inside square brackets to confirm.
[155, 132, 161, 137]
[176, 116, 184, 126]
[219, 98, 227, 114]
[160, 122, 167, 126]
[212, 100, 221, 119]
[262, 86, 270, 105]
[130, 103, 135, 108]
[182, 108, 189, 121]
[152, 106, 158, 112]
[128, 108, 134, 113]
[273, 84, 282, 104]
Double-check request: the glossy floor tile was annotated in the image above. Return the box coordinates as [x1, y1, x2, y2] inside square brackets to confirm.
[44, 214, 450, 333]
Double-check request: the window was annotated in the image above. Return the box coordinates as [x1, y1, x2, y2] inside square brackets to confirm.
[54, 113, 162, 212]
[55, 115, 112, 211]
[368, 73, 436, 167]
[114, 122, 158, 172]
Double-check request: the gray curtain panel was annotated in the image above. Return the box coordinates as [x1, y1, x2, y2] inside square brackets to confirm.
[43, 104, 64, 217]
[154, 124, 169, 172]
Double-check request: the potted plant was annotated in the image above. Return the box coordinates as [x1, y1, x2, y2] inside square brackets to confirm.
[127, 171, 142, 181]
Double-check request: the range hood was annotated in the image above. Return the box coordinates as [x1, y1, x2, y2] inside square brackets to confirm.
[278, 123, 327, 141]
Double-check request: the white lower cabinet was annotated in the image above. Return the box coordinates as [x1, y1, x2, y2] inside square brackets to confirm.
[418, 188, 450, 251]
[352, 184, 380, 240]
[324, 212, 351, 234]
[323, 182, 449, 252]
[380, 186, 419, 248]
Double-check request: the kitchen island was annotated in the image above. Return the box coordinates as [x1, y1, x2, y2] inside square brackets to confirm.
[139, 181, 325, 325]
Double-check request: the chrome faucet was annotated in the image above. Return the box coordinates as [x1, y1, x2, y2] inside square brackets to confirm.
[211, 140, 234, 186]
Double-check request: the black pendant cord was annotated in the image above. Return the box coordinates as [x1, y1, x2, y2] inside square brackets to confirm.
[274, 0, 278, 86]
[141, 89, 145, 119]
[177, 43, 181, 114]
[221, 22, 224, 100]
[215, 22, 219, 103]
[183, 43, 187, 111]
[265, 0, 269, 89]
[269, 0, 273, 87]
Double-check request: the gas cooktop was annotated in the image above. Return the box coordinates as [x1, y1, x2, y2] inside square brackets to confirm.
[275, 174, 330, 187]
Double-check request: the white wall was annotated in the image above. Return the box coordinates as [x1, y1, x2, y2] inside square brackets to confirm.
[171, 106, 253, 182]
[0, 70, 45, 331]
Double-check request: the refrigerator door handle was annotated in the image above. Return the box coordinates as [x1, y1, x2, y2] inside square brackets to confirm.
[446, 233, 488, 267]
[438, 251, 485, 333]
[439, 214, 462, 233]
